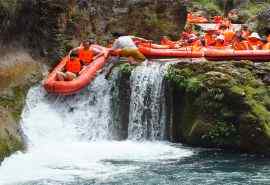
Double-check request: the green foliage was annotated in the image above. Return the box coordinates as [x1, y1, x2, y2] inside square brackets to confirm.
[188, 0, 223, 16]
[166, 66, 203, 94]
[119, 63, 135, 75]
[202, 121, 239, 147]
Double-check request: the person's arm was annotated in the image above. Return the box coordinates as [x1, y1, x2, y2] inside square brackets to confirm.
[68, 47, 81, 56]
[91, 47, 104, 60]
[93, 52, 104, 60]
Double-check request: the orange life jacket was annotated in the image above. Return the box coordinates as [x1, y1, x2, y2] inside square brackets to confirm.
[248, 39, 264, 50]
[79, 48, 94, 65]
[191, 40, 202, 51]
[263, 42, 270, 50]
[233, 40, 251, 50]
[267, 35, 270, 42]
[205, 33, 216, 46]
[214, 41, 225, 49]
[213, 16, 223, 23]
[223, 31, 235, 45]
[66, 58, 81, 74]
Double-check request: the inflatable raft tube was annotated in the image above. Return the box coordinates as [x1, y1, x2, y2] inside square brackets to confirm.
[43, 45, 109, 95]
[139, 46, 203, 58]
[205, 49, 270, 61]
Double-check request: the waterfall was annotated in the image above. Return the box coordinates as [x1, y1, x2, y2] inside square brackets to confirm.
[0, 64, 193, 185]
[128, 63, 168, 141]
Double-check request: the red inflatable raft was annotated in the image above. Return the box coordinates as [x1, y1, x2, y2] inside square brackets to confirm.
[138, 45, 204, 58]
[43, 45, 109, 95]
[139, 44, 270, 61]
[205, 49, 270, 61]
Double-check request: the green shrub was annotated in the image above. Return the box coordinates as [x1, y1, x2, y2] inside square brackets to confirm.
[202, 121, 239, 146]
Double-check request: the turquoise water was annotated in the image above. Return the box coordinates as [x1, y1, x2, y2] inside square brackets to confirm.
[16, 146, 270, 185]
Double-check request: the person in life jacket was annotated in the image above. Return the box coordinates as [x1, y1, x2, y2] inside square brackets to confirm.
[71, 39, 102, 66]
[213, 16, 223, 24]
[187, 34, 202, 51]
[247, 32, 264, 50]
[214, 35, 226, 49]
[232, 31, 252, 50]
[204, 28, 217, 47]
[110, 32, 147, 64]
[240, 25, 251, 39]
[262, 34, 270, 50]
[222, 18, 232, 29]
[223, 29, 235, 46]
[57, 51, 82, 81]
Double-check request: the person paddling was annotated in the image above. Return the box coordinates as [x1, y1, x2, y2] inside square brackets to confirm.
[57, 51, 82, 81]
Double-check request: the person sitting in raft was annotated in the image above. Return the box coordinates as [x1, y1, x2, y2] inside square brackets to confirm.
[204, 28, 217, 47]
[263, 34, 270, 50]
[223, 29, 235, 46]
[56, 51, 81, 81]
[247, 32, 264, 50]
[187, 34, 202, 51]
[232, 32, 251, 50]
[110, 32, 147, 64]
[240, 25, 251, 40]
[70, 39, 103, 66]
[213, 35, 226, 49]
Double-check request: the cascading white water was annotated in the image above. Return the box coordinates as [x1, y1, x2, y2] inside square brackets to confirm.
[0, 66, 193, 185]
[128, 63, 168, 140]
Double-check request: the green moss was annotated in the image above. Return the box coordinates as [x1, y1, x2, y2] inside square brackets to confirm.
[165, 66, 201, 92]
[119, 63, 135, 75]
[0, 137, 24, 161]
[167, 61, 270, 153]
[0, 86, 27, 122]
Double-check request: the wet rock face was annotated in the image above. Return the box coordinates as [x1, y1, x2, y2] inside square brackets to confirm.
[1, 0, 187, 63]
[75, 0, 187, 41]
[0, 47, 43, 161]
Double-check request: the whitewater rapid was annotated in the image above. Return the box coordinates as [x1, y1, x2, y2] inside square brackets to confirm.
[0, 65, 193, 185]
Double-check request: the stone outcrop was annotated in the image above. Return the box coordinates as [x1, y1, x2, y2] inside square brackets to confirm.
[0, 47, 43, 160]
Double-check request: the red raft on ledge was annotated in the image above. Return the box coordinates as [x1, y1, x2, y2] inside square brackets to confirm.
[139, 45, 270, 62]
[43, 45, 109, 95]
[138, 45, 204, 58]
[204, 49, 270, 61]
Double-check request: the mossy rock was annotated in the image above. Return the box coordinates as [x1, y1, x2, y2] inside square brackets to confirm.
[167, 61, 270, 155]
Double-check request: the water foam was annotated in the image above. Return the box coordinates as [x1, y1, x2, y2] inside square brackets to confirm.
[0, 65, 193, 185]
